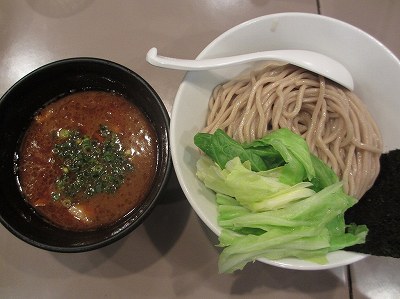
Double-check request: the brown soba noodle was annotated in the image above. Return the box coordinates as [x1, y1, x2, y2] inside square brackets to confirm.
[203, 63, 382, 199]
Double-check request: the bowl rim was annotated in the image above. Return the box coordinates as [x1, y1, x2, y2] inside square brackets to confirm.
[0, 57, 172, 252]
[199, 12, 399, 64]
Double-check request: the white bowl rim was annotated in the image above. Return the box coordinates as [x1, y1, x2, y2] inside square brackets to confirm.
[197, 12, 399, 64]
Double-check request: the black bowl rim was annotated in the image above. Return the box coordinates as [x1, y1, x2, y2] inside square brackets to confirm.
[0, 57, 172, 252]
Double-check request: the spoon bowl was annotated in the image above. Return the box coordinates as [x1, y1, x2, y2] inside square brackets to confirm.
[146, 47, 354, 90]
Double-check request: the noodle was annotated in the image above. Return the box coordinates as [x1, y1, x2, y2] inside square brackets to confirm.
[203, 63, 382, 199]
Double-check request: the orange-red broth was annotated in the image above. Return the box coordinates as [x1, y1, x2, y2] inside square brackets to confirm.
[18, 91, 158, 231]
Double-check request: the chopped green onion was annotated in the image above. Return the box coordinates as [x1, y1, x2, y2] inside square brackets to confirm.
[52, 125, 134, 203]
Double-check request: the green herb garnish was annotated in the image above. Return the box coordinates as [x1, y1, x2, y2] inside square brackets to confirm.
[51, 125, 133, 202]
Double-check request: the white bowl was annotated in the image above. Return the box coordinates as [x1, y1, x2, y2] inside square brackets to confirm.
[170, 13, 400, 270]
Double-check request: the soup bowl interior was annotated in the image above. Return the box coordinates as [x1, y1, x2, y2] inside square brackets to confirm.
[170, 13, 400, 270]
[0, 58, 171, 252]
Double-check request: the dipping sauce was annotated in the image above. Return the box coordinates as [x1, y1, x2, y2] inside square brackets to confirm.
[17, 91, 158, 231]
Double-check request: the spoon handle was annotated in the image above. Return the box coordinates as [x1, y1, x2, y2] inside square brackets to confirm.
[146, 47, 354, 90]
[146, 47, 292, 70]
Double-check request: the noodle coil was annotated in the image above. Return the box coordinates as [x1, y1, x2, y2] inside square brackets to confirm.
[203, 63, 382, 199]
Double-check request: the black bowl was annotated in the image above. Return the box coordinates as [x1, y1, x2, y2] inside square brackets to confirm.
[0, 58, 171, 252]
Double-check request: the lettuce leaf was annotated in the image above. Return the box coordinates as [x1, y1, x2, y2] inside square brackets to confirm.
[197, 156, 315, 212]
[216, 183, 356, 231]
[218, 226, 330, 273]
[195, 128, 315, 185]
[244, 128, 315, 185]
[309, 153, 339, 191]
[194, 129, 282, 171]
[194, 128, 368, 273]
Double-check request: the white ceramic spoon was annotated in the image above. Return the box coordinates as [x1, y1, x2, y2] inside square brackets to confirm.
[146, 47, 354, 90]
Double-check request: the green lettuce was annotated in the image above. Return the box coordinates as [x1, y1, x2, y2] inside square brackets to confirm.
[197, 156, 315, 211]
[194, 129, 283, 171]
[244, 128, 315, 185]
[194, 128, 368, 273]
[195, 128, 317, 186]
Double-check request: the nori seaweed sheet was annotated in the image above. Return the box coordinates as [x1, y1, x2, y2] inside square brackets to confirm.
[344, 149, 400, 257]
